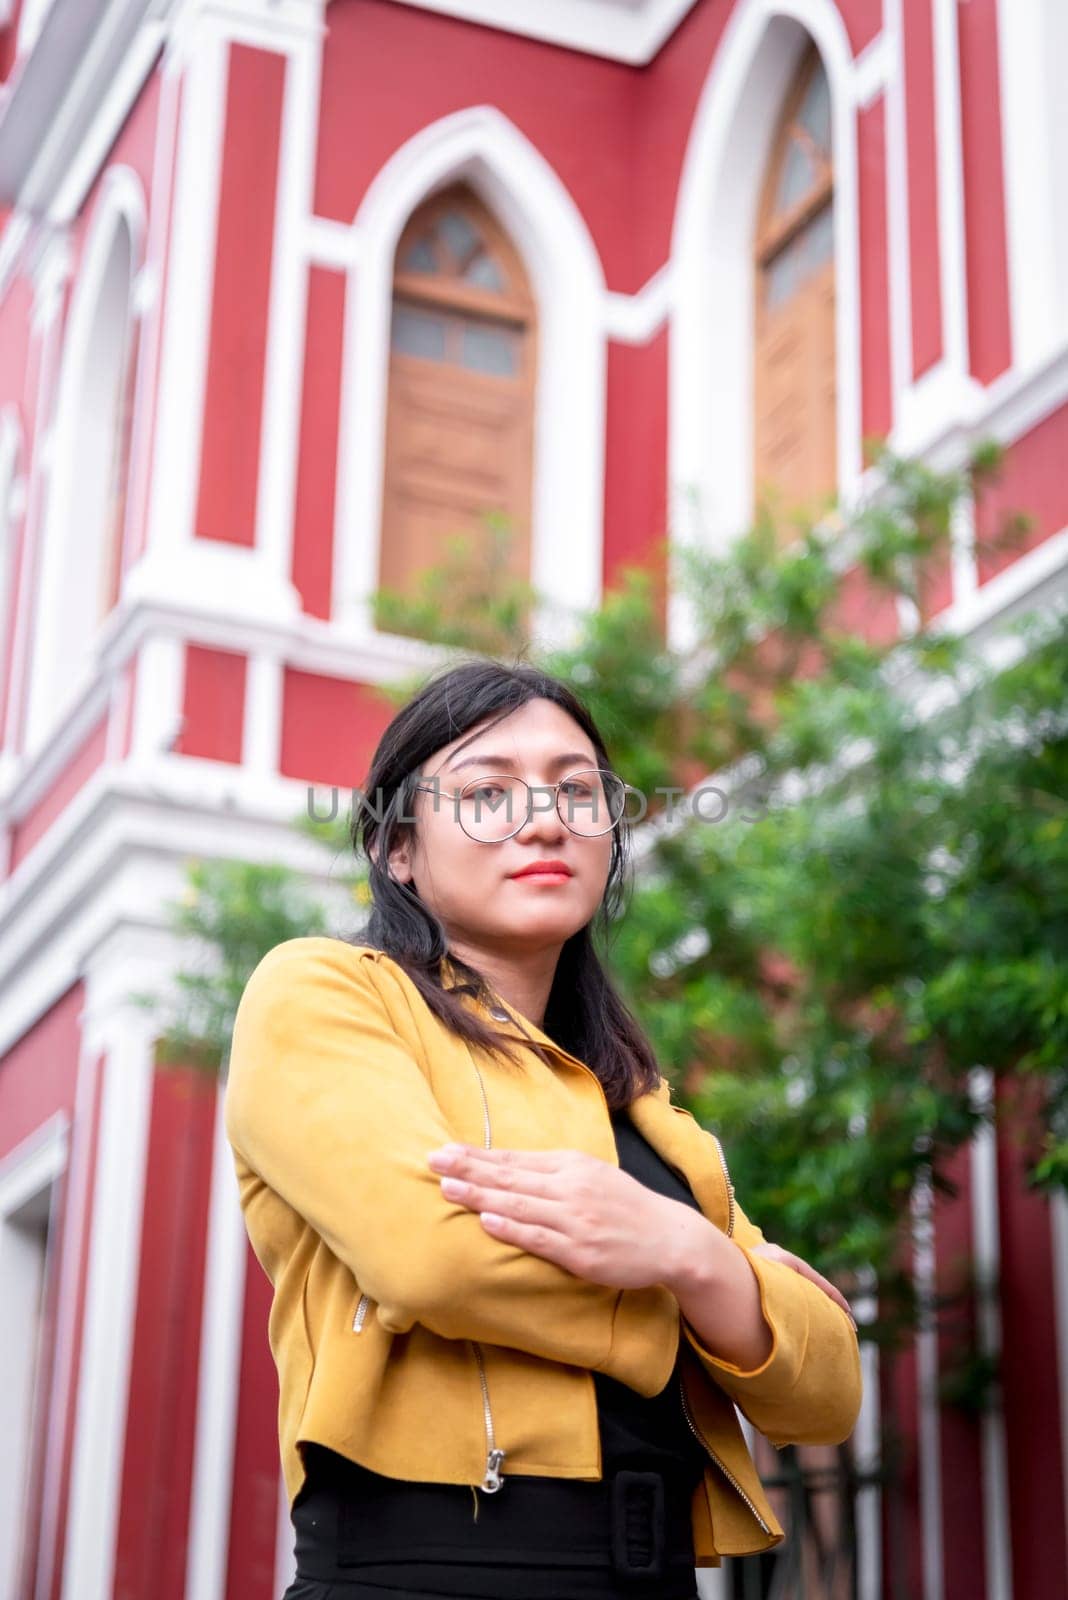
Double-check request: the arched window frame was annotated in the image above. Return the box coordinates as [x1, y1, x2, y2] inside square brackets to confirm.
[23, 166, 145, 756]
[996, 0, 1068, 368]
[379, 180, 538, 613]
[752, 42, 837, 511]
[669, 0, 861, 652]
[755, 45, 833, 286]
[332, 106, 606, 656]
[0, 406, 25, 770]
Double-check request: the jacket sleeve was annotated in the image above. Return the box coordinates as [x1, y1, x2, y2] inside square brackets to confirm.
[680, 1187, 863, 1449]
[224, 937, 678, 1397]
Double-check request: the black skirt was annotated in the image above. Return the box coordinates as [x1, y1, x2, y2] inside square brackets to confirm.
[281, 1444, 701, 1600]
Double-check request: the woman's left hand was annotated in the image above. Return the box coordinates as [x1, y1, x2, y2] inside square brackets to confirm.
[426, 1141, 718, 1293]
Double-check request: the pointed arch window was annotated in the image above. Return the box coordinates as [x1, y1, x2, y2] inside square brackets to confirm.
[379, 184, 536, 630]
[753, 48, 837, 514]
[24, 191, 141, 753]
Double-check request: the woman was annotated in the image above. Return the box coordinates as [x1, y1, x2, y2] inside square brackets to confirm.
[225, 658, 862, 1600]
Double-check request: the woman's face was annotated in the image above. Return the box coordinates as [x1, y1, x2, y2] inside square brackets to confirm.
[385, 697, 615, 957]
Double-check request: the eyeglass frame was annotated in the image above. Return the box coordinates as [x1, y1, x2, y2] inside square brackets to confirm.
[409, 766, 637, 842]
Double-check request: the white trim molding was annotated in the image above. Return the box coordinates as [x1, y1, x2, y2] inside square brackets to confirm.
[254, 2, 325, 587]
[1052, 1189, 1068, 1581]
[911, 1169, 945, 1600]
[0, 0, 171, 225]
[330, 104, 607, 653]
[381, 0, 702, 65]
[0, 407, 26, 719]
[669, 0, 862, 649]
[0, 1113, 69, 1600]
[60, 976, 158, 1600]
[604, 261, 675, 345]
[968, 1068, 1013, 1600]
[995, 0, 1068, 373]
[22, 166, 145, 759]
[142, 20, 228, 559]
[891, 0, 984, 460]
[183, 1084, 248, 1600]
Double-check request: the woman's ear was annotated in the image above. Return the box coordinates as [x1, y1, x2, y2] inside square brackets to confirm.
[385, 832, 413, 885]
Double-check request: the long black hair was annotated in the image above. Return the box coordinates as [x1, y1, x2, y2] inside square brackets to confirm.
[349, 657, 662, 1109]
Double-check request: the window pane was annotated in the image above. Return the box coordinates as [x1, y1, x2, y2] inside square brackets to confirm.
[460, 320, 518, 376]
[392, 304, 448, 361]
[764, 203, 834, 309]
[400, 238, 439, 275]
[438, 209, 481, 267]
[775, 137, 818, 213]
[464, 250, 506, 292]
[766, 248, 798, 310]
[798, 65, 831, 156]
[801, 203, 835, 272]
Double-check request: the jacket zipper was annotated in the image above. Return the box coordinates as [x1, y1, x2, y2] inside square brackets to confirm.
[350, 1046, 508, 1492]
[360, 1041, 743, 1496]
[468, 1048, 507, 1494]
[711, 1132, 736, 1237]
[677, 1369, 772, 1535]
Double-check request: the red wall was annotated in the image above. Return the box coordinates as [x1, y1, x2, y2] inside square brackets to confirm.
[902, 0, 943, 380]
[957, 0, 1011, 383]
[603, 328, 669, 598]
[279, 669, 396, 790]
[177, 645, 248, 764]
[224, 1251, 281, 1600]
[292, 266, 347, 619]
[933, 1145, 987, 1600]
[975, 404, 1068, 586]
[995, 1077, 1068, 1600]
[113, 1065, 218, 1600]
[7, 719, 109, 876]
[196, 44, 287, 548]
[857, 97, 893, 445]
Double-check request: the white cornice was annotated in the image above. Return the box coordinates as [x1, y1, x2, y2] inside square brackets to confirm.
[0, 0, 175, 223]
[377, 0, 702, 65]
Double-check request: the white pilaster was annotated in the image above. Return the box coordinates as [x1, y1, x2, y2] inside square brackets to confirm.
[969, 1067, 1013, 1600]
[60, 962, 159, 1600]
[183, 1085, 248, 1600]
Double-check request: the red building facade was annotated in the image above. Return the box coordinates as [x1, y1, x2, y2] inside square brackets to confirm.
[0, 1, 1065, 1597]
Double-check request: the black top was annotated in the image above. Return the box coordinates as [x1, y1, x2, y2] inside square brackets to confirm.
[290, 1104, 710, 1599]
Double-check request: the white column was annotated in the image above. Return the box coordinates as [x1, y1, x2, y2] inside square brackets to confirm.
[912, 1169, 945, 1600]
[33, 1046, 101, 1600]
[969, 1067, 1013, 1600]
[995, 0, 1068, 371]
[59, 1017, 156, 1600]
[141, 20, 229, 560]
[1049, 1190, 1068, 1582]
[183, 1085, 249, 1600]
[882, 0, 913, 426]
[853, 1265, 882, 1600]
[930, 0, 970, 383]
[254, 0, 325, 585]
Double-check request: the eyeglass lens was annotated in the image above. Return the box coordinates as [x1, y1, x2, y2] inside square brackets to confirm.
[451, 769, 627, 841]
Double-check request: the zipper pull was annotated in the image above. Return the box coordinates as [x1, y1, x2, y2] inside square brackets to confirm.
[480, 1447, 506, 1492]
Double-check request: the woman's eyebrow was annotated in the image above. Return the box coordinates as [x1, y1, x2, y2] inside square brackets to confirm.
[446, 751, 597, 774]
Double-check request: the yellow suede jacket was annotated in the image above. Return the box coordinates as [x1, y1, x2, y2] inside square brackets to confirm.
[224, 936, 862, 1567]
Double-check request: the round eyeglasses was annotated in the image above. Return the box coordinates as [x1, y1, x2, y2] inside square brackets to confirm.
[411, 768, 635, 843]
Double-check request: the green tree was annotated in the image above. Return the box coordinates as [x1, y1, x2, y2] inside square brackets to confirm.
[143, 446, 1066, 1377]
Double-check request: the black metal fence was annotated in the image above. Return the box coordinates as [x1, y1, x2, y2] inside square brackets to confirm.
[723, 1439, 904, 1600]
